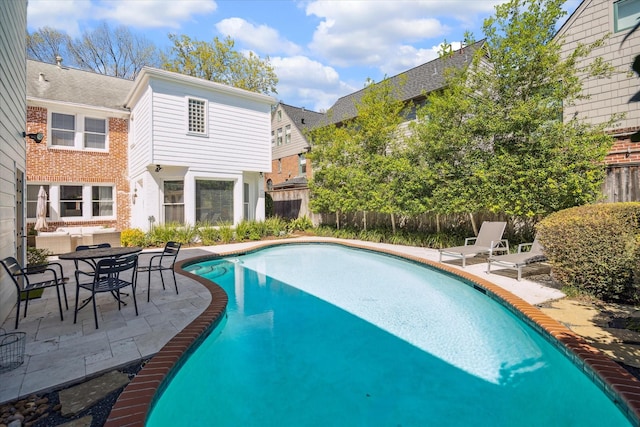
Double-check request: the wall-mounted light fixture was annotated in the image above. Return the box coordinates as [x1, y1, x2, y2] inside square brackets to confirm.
[259, 172, 264, 177]
[23, 131, 44, 143]
[155, 165, 162, 172]
[131, 188, 138, 204]
[626, 147, 631, 158]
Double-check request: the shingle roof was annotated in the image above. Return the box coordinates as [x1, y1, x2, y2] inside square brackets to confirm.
[325, 40, 485, 125]
[26, 59, 133, 111]
[279, 103, 324, 131]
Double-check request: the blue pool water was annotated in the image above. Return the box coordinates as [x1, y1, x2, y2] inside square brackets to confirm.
[147, 244, 631, 426]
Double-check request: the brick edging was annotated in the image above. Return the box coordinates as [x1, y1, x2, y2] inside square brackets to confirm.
[105, 239, 640, 426]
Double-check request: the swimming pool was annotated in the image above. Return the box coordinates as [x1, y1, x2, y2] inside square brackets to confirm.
[144, 243, 633, 426]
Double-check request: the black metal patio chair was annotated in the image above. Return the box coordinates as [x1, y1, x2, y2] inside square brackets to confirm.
[73, 254, 138, 329]
[137, 241, 181, 302]
[1, 256, 69, 329]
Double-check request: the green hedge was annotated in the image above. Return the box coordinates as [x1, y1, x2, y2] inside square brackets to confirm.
[537, 202, 640, 302]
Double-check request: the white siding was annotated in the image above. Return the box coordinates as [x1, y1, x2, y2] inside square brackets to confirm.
[0, 0, 27, 324]
[149, 79, 272, 172]
[272, 106, 309, 159]
[129, 86, 154, 177]
[558, 0, 640, 132]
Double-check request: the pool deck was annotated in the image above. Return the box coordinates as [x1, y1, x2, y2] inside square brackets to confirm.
[3, 237, 639, 425]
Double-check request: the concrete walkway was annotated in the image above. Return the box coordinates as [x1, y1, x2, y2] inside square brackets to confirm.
[0, 238, 565, 405]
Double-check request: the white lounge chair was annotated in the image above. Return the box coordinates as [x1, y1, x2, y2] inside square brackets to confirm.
[438, 221, 509, 268]
[487, 235, 546, 281]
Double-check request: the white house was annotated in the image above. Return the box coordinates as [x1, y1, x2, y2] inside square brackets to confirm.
[0, 0, 27, 324]
[125, 67, 275, 230]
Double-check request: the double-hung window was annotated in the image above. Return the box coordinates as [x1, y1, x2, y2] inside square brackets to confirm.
[26, 185, 50, 219]
[92, 186, 113, 216]
[51, 112, 107, 150]
[277, 128, 283, 146]
[51, 113, 75, 146]
[615, 0, 640, 32]
[285, 125, 291, 144]
[299, 153, 307, 175]
[164, 181, 185, 223]
[84, 117, 106, 149]
[60, 185, 83, 217]
[188, 98, 207, 135]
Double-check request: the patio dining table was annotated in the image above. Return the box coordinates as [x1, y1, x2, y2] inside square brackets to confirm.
[58, 246, 142, 262]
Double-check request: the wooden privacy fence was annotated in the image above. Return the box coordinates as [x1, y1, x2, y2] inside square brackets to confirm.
[603, 164, 640, 203]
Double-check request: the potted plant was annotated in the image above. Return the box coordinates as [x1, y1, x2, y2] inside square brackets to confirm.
[22, 247, 52, 300]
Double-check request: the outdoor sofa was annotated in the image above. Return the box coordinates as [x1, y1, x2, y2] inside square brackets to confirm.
[36, 226, 121, 254]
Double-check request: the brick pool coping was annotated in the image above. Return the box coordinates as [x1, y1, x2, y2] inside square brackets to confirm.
[105, 239, 640, 426]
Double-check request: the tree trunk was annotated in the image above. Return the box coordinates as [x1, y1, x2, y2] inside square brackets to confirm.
[363, 211, 367, 232]
[336, 210, 340, 230]
[469, 212, 478, 235]
[436, 213, 440, 233]
[391, 213, 396, 234]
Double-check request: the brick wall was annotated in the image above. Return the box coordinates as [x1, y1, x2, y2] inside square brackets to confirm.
[26, 106, 131, 230]
[265, 154, 312, 186]
[606, 127, 640, 165]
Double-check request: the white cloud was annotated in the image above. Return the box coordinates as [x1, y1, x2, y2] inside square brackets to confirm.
[305, 0, 502, 70]
[99, 0, 217, 28]
[216, 18, 301, 56]
[27, 0, 217, 35]
[27, 0, 93, 37]
[271, 56, 356, 111]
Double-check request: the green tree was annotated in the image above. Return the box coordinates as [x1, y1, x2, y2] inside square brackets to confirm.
[307, 78, 412, 231]
[162, 34, 278, 95]
[410, 0, 615, 221]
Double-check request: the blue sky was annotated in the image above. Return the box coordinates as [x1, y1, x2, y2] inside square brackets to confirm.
[27, 0, 581, 112]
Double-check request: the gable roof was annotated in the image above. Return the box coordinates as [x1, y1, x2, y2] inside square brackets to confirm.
[325, 39, 485, 124]
[26, 59, 133, 112]
[279, 103, 324, 131]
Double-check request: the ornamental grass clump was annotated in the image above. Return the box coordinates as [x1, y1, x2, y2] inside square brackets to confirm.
[537, 202, 640, 302]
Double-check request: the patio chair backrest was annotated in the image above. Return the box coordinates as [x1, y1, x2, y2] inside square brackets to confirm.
[95, 254, 138, 277]
[1, 256, 22, 277]
[529, 235, 544, 255]
[161, 241, 181, 264]
[474, 222, 507, 248]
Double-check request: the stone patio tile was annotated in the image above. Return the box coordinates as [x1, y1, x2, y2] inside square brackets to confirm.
[25, 336, 59, 355]
[134, 326, 180, 358]
[21, 356, 86, 396]
[106, 318, 151, 342]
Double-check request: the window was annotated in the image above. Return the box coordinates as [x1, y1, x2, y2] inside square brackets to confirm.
[195, 180, 234, 223]
[26, 185, 49, 219]
[277, 128, 283, 146]
[92, 186, 113, 216]
[164, 181, 185, 223]
[51, 113, 75, 146]
[285, 125, 291, 144]
[243, 182, 250, 220]
[60, 185, 83, 217]
[84, 117, 106, 149]
[299, 153, 307, 175]
[188, 98, 207, 134]
[615, 0, 640, 32]
[277, 110, 282, 121]
[271, 130, 275, 146]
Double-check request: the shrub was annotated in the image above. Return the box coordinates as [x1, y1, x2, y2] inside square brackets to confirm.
[218, 222, 234, 243]
[27, 246, 51, 267]
[199, 226, 221, 245]
[235, 220, 252, 241]
[537, 202, 640, 302]
[121, 228, 147, 247]
[265, 216, 288, 236]
[289, 215, 314, 232]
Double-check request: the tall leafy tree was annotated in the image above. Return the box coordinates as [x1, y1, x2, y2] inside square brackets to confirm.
[162, 34, 278, 95]
[308, 78, 412, 231]
[410, 0, 615, 220]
